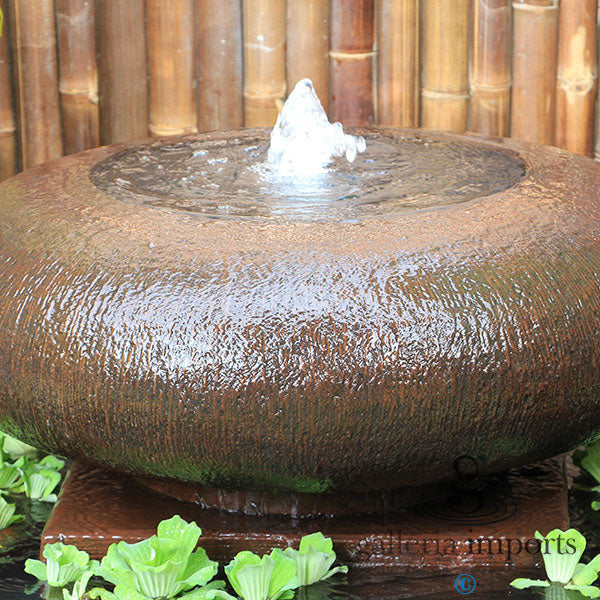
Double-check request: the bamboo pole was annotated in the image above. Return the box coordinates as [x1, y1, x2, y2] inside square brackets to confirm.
[511, 0, 559, 145]
[95, 0, 149, 144]
[242, 0, 286, 127]
[596, 0, 600, 161]
[56, 0, 99, 154]
[330, 0, 376, 125]
[9, 0, 63, 169]
[377, 0, 419, 127]
[287, 0, 329, 113]
[195, 0, 243, 131]
[147, 0, 196, 137]
[471, 0, 512, 136]
[555, 0, 597, 156]
[421, 0, 470, 132]
[0, 0, 17, 180]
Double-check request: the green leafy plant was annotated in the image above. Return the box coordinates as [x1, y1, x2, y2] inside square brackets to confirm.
[20, 506, 349, 600]
[282, 533, 347, 586]
[0, 433, 33, 491]
[62, 571, 95, 600]
[21, 467, 62, 502]
[511, 529, 600, 598]
[575, 441, 600, 510]
[0, 432, 39, 461]
[18, 455, 65, 502]
[89, 515, 223, 600]
[0, 454, 24, 491]
[37, 455, 66, 471]
[0, 432, 65, 502]
[0, 494, 24, 529]
[25, 543, 99, 588]
[224, 549, 298, 600]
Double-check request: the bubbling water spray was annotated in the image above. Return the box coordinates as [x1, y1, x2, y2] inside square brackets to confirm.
[268, 78, 366, 175]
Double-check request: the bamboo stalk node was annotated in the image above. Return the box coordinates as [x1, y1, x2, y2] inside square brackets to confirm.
[59, 85, 99, 103]
[244, 40, 285, 53]
[243, 85, 287, 100]
[471, 82, 512, 93]
[329, 50, 377, 59]
[512, 1, 558, 13]
[422, 89, 470, 100]
[557, 76, 596, 94]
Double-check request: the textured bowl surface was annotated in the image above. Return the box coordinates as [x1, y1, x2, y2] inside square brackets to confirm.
[1, 128, 600, 495]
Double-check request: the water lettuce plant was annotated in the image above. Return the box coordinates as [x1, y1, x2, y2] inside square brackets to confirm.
[0, 495, 24, 529]
[576, 441, 600, 510]
[90, 515, 223, 600]
[22, 510, 349, 600]
[62, 571, 95, 600]
[25, 543, 99, 588]
[282, 533, 348, 586]
[0, 454, 24, 490]
[0, 431, 39, 461]
[0, 432, 64, 504]
[20, 465, 62, 502]
[222, 532, 348, 600]
[224, 549, 298, 600]
[511, 529, 600, 598]
[18, 455, 65, 502]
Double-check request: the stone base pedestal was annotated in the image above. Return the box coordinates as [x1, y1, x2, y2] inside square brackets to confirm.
[42, 459, 568, 571]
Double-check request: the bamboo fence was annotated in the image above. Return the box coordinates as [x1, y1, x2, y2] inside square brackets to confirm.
[242, 0, 286, 127]
[0, 0, 16, 179]
[378, 0, 420, 127]
[3, 1, 600, 183]
[195, 0, 243, 131]
[95, 0, 148, 144]
[422, 0, 470, 131]
[330, 0, 376, 125]
[555, 0, 597, 156]
[147, 0, 196, 137]
[287, 0, 329, 113]
[511, 0, 559, 145]
[471, 0, 512, 137]
[9, 0, 63, 169]
[56, 0, 99, 154]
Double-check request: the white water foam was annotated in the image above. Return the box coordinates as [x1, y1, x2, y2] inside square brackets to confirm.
[267, 78, 366, 175]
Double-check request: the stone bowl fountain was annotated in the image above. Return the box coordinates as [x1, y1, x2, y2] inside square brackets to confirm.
[1, 83, 600, 517]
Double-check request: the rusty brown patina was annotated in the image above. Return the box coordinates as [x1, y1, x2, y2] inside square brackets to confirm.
[0, 128, 599, 505]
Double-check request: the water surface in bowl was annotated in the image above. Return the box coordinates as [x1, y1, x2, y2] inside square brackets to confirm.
[89, 133, 527, 223]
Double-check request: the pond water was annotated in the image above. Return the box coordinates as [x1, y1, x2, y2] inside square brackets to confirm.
[0, 558, 547, 600]
[0, 559, 569, 600]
